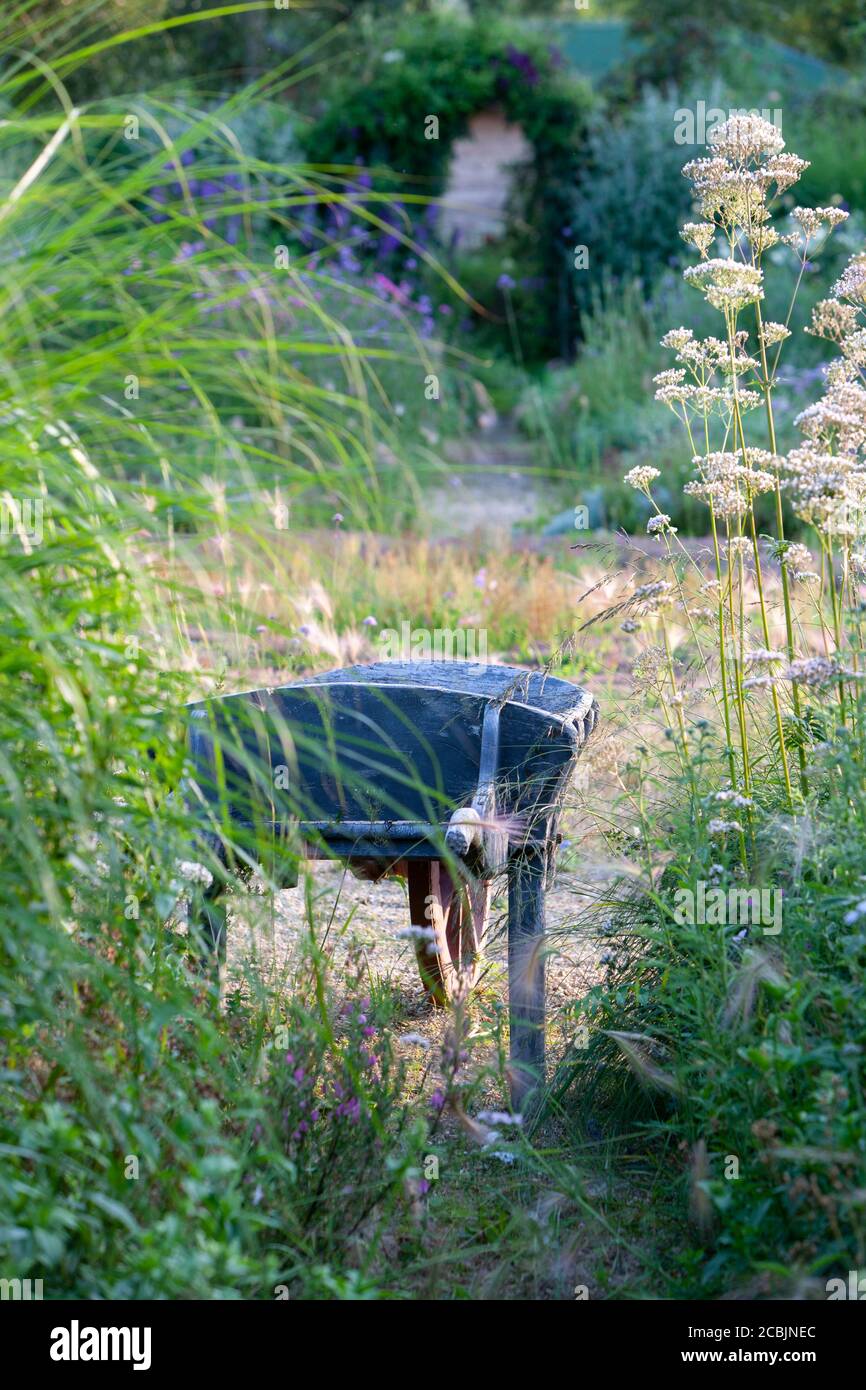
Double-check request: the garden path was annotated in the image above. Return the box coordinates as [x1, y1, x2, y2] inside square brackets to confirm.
[425, 421, 560, 540]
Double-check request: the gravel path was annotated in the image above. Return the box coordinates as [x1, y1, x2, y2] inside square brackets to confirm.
[227, 854, 606, 1070]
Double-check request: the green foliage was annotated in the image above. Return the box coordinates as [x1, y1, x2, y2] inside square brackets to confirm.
[569, 88, 695, 323]
[519, 202, 866, 532]
[305, 9, 594, 361]
[552, 114, 866, 1295]
[0, 2, 431, 1298]
[572, 719, 866, 1293]
[788, 85, 866, 214]
[618, 0, 866, 83]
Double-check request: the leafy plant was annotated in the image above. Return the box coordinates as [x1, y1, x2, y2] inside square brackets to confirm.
[0, 0, 432, 1299]
[559, 112, 866, 1294]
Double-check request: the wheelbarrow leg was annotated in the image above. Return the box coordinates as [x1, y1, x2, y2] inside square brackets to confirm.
[507, 847, 546, 1112]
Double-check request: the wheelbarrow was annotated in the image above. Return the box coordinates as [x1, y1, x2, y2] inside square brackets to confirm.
[181, 660, 598, 1106]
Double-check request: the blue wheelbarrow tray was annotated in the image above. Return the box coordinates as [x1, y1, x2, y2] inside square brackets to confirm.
[182, 660, 599, 1107]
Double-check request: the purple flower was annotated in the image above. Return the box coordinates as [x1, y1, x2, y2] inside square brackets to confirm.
[497, 273, 516, 291]
[176, 240, 205, 261]
[504, 45, 539, 86]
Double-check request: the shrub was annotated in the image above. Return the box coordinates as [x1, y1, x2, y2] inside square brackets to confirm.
[569, 89, 696, 312]
[304, 10, 593, 362]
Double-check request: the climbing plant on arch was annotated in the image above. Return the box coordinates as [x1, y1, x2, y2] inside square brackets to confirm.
[305, 13, 594, 359]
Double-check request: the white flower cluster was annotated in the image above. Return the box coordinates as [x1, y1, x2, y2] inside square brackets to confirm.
[808, 299, 861, 343]
[395, 924, 439, 956]
[790, 257, 866, 539]
[682, 117, 809, 239]
[760, 320, 790, 346]
[683, 258, 764, 312]
[681, 221, 716, 257]
[684, 449, 776, 518]
[631, 644, 668, 686]
[624, 465, 660, 491]
[652, 327, 763, 430]
[783, 657, 843, 687]
[707, 818, 744, 836]
[791, 206, 849, 240]
[713, 789, 754, 808]
[743, 649, 786, 665]
[832, 257, 866, 305]
[632, 580, 676, 614]
[708, 114, 785, 162]
[781, 541, 819, 582]
[676, 118, 849, 355]
[783, 424, 866, 537]
[177, 860, 213, 888]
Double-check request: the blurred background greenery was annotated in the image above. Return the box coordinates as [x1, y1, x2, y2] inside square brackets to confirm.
[16, 0, 866, 537]
[42, 0, 864, 532]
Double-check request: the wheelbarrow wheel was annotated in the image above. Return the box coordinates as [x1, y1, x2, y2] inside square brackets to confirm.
[406, 860, 491, 1005]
